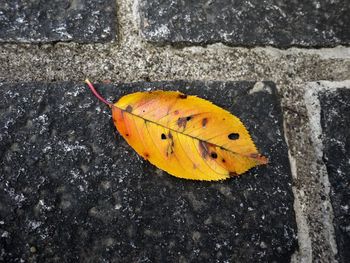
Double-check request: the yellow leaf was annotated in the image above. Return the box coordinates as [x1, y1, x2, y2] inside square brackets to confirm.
[86, 80, 268, 181]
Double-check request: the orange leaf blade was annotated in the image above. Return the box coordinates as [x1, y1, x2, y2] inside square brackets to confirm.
[112, 90, 268, 181]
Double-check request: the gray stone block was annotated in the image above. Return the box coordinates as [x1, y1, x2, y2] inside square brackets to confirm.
[0, 81, 297, 262]
[139, 0, 350, 47]
[0, 0, 116, 43]
[320, 87, 350, 263]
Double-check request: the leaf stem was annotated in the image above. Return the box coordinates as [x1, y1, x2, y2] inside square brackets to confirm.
[85, 79, 112, 107]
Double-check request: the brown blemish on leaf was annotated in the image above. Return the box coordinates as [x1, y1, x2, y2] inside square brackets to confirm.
[178, 94, 187, 99]
[126, 105, 133, 113]
[166, 131, 175, 156]
[210, 152, 218, 159]
[177, 117, 187, 129]
[198, 140, 209, 159]
[222, 158, 226, 163]
[177, 115, 193, 129]
[144, 152, 150, 158]
[229, 171, 238, 177]
[193, 164, 197, 169]
[228, 133, 239, 140]
[174, 110, 179, 115]
[202, 118, 208, 128]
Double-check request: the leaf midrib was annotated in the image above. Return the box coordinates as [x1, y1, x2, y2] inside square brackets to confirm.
[117, 107, 256, 159]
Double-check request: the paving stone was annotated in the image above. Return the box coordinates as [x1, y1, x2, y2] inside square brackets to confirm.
[320, 87, 350, 263]
[139, 0, 350, 47]
[0, 0, 116, 43]
[0, 81, 297, 262]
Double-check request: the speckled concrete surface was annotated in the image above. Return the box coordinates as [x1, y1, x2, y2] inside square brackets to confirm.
[0, 0, 350, 262]
[0, 0, 349, 83]
[320, 87, 350, 263]
[138, 0, 350, 47]
[0, 81, 297, 262]
[0, 0, 116, 43]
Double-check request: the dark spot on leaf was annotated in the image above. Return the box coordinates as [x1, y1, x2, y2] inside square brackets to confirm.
[178, 94, 187, 99]
[125, 133, 129, 137]
[210, 152, 218, 159]
[222, 158, 226, 163]
[228, 133, 239, 140]
[126, 105, 133, 113]
[229, 171, 238, 177]
[202, 118, 208, 127]
[161, 133, 166, 140]
[174, 110, 179, 115]
[186, 116, 192, 121]
[144, 153, 150, 158]
[168, 132, 173, 139]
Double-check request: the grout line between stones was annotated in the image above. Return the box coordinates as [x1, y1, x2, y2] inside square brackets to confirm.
[0, 0, 349, 83]
[284, 121, 312, 263]
[301, 82, 343, 261]
[281, 81, 350, 262]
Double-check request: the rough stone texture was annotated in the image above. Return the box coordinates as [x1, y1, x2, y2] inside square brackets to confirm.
[0, 0, 349, 261]
[0, 0, 116, 43]
[138, 0, 350, 47]
[320, 88, 350, 263]
[0, 81, 297, 262]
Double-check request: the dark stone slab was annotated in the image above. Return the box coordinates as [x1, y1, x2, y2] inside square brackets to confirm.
[320, 88, 350, 263]
[0, 0, 116, 43]
[139, 0, 350, 47]
[0, 81, 297, 262]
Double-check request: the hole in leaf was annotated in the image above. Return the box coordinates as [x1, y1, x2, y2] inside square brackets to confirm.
[161, 133, 166, 140]
[210, 152, 217, 159]
[228, 133, 239, 140]
[186, 116, 192, 121]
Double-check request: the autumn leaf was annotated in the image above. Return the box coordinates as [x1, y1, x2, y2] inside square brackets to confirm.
[86, 79, 268, 181]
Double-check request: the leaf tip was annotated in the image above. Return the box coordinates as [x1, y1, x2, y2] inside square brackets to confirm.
[255, 154, 269, 165]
